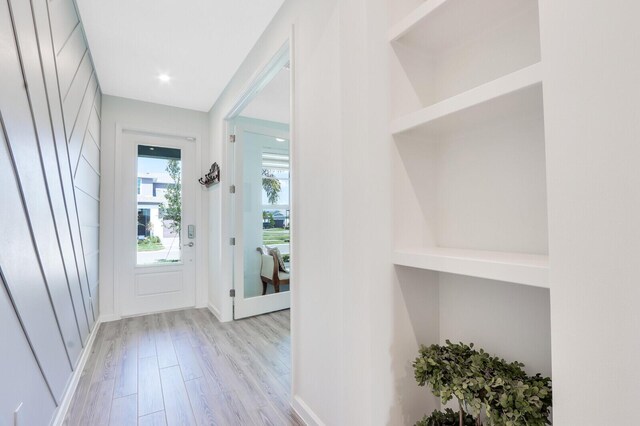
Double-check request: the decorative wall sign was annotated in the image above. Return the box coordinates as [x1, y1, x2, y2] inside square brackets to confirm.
[199, 162, 220, 187]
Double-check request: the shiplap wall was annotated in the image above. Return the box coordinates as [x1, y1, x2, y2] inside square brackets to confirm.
[0, 0, 101, 423]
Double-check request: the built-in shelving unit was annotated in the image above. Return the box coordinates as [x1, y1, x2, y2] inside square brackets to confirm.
[389, 0, 552, 420]
[391, 0, 548, 285]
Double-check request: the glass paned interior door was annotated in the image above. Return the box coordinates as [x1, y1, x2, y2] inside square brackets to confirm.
[136, 144, 182, 265]
[243, 132, 290, 298]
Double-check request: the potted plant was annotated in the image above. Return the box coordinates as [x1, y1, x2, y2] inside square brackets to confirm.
[413, 341, 552, 426]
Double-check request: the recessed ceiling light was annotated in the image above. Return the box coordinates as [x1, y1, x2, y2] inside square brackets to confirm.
[158, 73, 171, 82]
[275, 138, 286, 142]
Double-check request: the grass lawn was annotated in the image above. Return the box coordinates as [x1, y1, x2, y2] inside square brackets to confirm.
[137, 241, 165, 252]
[263, 228, 290, 245]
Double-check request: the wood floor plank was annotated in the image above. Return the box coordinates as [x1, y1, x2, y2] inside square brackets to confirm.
[221, 351, 272, 408]
[191, 341, 232, 395]
[269, 310, 291, 331]
[160, 366, 197, 426]
[139, 411, 168, 426]
[167, 309, 191, 340]
[82, 378, 115, 426]
[249, 315, 290, 349]
[101, 321, 122, 341]
[172, 336, 204, 381]
[184, 377, 222, 426]
[109, 394, 137, 426]
[91, 331, 120, 383]
[137, 315, 158, 359]
[248, 403, 284, 426]
[192, 309, 224, 356]
[215, 390, 256, 426]
[234, 318, 290, 376]
[138, 356, 165, 416]
[233, 352, 297, 424]
[155, 314, 179, 368]
[182, 309, 209, 348]
[113, 318, 138, 398]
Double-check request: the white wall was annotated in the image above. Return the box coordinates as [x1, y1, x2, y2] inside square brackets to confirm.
[100, 95, 210, 319]
[439, 275, 551, 377]
[207, 0, 405, 424]
[540, 1, 640, 423]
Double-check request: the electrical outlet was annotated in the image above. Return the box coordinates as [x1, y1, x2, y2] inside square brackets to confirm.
[14, 402, 22, 426]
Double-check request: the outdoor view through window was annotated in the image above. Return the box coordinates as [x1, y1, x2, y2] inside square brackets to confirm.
[262, 152, 290, 249]
[137, 145, 182, 265]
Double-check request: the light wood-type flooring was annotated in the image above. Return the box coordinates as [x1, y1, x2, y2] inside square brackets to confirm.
[63, 308, 302, 425]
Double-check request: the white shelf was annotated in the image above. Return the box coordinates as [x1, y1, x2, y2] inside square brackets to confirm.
[393, 247, 549, 288]
[388, 0, 536, 49]
[391, 63, 542, 136]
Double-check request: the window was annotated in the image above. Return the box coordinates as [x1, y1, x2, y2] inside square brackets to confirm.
[136, 145, 182, 265]
[261, 151, 290, 246]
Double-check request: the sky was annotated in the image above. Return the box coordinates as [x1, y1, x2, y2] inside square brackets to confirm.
[138, 157, 171, 175]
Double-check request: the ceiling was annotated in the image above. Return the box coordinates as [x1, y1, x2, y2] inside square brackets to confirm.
[75, 0, 285, 112]
[241, 66, 290, 124]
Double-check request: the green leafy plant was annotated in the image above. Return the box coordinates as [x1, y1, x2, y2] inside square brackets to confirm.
[416, 409, 475, 426]
[484, 374, 552, 426]
[413, 341, 552, 426]
[262, 169, 281, 204]
[159, 159, 182, 237]
[263, 211, 276, 228]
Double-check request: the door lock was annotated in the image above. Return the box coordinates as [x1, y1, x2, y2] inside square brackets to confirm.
[183, 242, 194, 247]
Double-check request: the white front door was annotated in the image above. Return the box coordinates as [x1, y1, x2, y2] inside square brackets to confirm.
[118, 131, 197, 316]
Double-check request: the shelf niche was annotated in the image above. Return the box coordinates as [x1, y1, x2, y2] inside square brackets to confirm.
[393, 267, 552, 420]
[390, 0, 541, 119]
[393, 83, 549, 263]
[396, 267, 552, 378]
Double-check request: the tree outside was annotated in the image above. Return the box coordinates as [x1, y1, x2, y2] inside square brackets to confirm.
[159, 159, 182, 242]
[262, 169, 281, 204]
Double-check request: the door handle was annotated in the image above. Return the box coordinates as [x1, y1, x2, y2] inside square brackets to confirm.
[183, 242, 194, 247]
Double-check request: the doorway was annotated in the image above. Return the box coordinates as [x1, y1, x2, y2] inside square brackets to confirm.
[117, 130, 197, 316]
[227, 42, 293, 319]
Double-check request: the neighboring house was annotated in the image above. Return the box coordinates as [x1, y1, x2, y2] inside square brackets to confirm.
[263, 209, 289, 229]
[137, 172, 178, 241]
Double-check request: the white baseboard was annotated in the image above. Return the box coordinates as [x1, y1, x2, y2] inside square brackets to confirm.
[292, 395, 325, 426]
[207, 302, 225, 322]
[51, 317, 103, 426]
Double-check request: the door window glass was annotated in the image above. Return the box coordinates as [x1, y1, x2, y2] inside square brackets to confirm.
[136, 145, 182, 265]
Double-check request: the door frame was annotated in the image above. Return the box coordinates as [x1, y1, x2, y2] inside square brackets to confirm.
[223, 34, 296, 320]
[113, 124, 204, 318]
